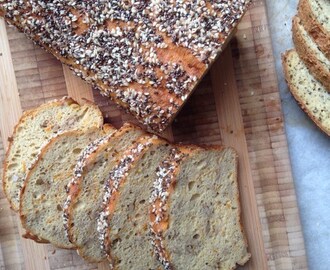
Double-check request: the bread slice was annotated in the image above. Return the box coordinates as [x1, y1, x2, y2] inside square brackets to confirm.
[149, 146, 250, 269]
[3, 97, 104, 211]
[292, 16, 330, 90]
[98, 137, 172, 269]
[65, 123, 146, 262]
[282, 50, 330, 136]
[0, 1, 250, 132]
[19, 125, 115, 248]
[298, 0, 330, 59]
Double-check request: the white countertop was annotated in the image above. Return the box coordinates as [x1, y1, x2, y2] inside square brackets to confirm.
[264, 0, 330, 269]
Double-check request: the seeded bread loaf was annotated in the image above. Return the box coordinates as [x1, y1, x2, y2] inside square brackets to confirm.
[282, 50, 330, 136]
[3, 97, 104, 211]
[0, 1, 250, 132]
[298, 0, 330, 59]
[149, 146, 250, 270]
[292, 16, 330, 91]
[98, 137, 172, 269]
[65, 123, 146, 262]
[20, 126, 115, 249]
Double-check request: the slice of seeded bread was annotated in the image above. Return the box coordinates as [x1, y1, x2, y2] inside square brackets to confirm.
[292, 16, 330, 90]
[65, 123, 146, 262]
[98, 137, 172, 269]
[298, 0, 330, 59]
[149, 146, 250, 270]
[19, 126, 115, 249]
[282, 50, 330, 136]
[3, 97, 104, 211]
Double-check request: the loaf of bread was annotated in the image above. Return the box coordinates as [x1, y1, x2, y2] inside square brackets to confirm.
[298, 0, 330, 59]
[65, 124, 145, 262]
[98, 137, 171, 269]
[149, 146, 250, 269]
[292, 16, 330, 90]
[20, 126, 115, 249]
[3, 97, 104, 211]
[282, 50, 330, 136]
[0, 1, 250, 132]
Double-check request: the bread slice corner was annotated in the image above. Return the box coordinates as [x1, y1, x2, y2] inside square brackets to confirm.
[298, 0, 330, 59]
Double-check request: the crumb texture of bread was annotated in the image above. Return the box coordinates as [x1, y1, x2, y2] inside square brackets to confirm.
[298, 0, 330, 59]
[3, 97, 103, 211]
[19, 128, 106, 249]
[67, 124, 145, 262]
[282, 50, 330, 135]
[0, 1, 250, 132]
[103, 139, 171, 269]
[158, 148, 250, 270]
[309, 0, 330, 32]
[292, 16, 330, 90]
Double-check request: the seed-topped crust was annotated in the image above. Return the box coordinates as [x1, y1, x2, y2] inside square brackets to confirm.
[0, 0, 250, 132]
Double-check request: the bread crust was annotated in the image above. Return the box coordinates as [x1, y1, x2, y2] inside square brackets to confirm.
[292, 16, 330, 91]
[2, 97, 79, 211]
[282, 49, 330, 136]
[298, 0, 330, 59]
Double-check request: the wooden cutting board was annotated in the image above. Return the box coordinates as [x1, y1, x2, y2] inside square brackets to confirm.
[0, 0, 308, 269]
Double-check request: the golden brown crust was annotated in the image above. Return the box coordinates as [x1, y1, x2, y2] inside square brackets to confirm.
[22, 231, 50, 244]
[281, 50, 330, 136]
[2, 97, 79, 211]
[292, 16, 330, 91]
[298, 0, 330, 59]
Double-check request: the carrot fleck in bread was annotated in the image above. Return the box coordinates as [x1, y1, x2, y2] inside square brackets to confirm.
[149, 146, 250, 270]
[3, 97, 103, 211]
[292, 16, 330, 91]
[282, 50, 330, 136]
[19, 126, 114, 248]
[0, 0, 250, 132]
[298, 0, 330, 59]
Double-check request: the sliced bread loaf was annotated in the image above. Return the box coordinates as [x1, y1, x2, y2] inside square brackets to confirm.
[19, 125, 115, 249]
[149, 146, 250, 270]
[292, 16, 330, 90]
[65, 123, 146, 262]
[282, 49, 330, 136]
[298, 0, 330, 59]
[98, 137, 172, 269]
[3, 97, 104, 211]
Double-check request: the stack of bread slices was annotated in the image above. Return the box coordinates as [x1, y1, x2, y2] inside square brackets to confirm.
[282, 0, 330, 136]
[2, 97, 250, 269]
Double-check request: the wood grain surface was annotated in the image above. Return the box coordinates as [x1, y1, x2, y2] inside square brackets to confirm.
[0, 1, 307, 269]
